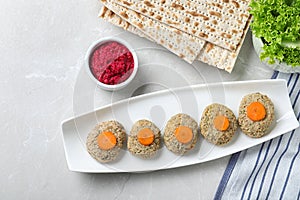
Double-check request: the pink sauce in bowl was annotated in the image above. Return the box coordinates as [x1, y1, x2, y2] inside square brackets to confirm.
[85, 37, 138, 91]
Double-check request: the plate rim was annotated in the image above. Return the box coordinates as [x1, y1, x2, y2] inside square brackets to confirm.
[61, 79, 287, 126]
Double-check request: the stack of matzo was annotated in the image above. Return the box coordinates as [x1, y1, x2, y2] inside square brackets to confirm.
[98, 0, 252, 73]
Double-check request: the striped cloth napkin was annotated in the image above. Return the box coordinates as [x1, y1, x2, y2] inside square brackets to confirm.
[215, 72, 300, 200]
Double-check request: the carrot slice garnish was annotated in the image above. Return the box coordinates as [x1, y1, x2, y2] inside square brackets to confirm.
[97, 131, 117, 150]
[137, 128, 155, 146]
[247, 102, 266, 122]
[213, 115, 230, 131]
[175, 126, 193, 144]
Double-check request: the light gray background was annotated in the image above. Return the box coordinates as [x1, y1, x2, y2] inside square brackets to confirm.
[0, 0, 274, 199]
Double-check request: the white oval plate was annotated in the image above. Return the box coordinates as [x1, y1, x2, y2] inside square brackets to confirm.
[61, 79, 299, 173]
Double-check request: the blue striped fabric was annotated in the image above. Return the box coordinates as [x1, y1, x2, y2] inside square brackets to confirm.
[215, 72, 300, 200]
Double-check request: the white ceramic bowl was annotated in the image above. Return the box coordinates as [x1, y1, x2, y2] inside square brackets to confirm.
[85, 37, 138, 91]
[252, 35, 300, 73]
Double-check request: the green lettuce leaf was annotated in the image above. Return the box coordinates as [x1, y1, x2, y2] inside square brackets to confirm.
[250, 0, 300, 67]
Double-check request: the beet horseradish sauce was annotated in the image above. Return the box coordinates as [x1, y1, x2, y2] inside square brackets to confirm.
[90, 41, 135, 85]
